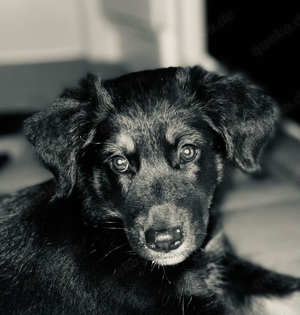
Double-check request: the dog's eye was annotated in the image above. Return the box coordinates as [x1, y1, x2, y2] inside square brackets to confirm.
[179, 145, 197, 163]
[112, 156, 129, 172]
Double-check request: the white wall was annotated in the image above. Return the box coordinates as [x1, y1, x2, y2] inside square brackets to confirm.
[0, 0, 221, 72]
[0, 0, 128, 66]
[0, 0, 82, 64]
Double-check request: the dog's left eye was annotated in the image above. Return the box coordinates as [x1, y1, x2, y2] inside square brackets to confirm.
[179, 145, 198, 163]
[111, 156, 129, 172]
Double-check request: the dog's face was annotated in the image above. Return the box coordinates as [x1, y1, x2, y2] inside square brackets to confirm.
[85, 101, 222, 265]
[25, 67, 276, 266]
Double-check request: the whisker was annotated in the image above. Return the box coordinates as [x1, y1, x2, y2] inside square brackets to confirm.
[102, 221, 123, 224]
[124, 256, 134, 266]
[162, 266, 171, 284]
[79, 136, 103, 145]
[97, 243, 128, 263]
[100, 227, 124, 230]
[187, 296, 192, 309]
[80, 142, 102, 159]
[150, 261, 157, 273]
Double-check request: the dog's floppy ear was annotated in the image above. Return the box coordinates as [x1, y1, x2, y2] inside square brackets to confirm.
[191, 67, 278, 172]
[24, 74, 113, 200]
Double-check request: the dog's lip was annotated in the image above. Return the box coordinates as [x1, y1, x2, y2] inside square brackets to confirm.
[141, 239, 197, 266]
[151, 253, 189, 266]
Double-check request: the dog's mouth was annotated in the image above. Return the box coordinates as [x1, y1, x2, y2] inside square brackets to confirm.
[149, 252, 190, 266]
[143, 242, 195, 266]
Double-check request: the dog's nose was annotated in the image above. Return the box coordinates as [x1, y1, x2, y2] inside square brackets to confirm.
[145, 227, 183, 252]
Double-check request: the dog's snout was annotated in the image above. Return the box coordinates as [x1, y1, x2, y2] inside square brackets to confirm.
[145, 226, 183, 252]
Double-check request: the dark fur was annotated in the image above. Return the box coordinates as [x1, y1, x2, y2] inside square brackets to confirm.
[0, 67, 299, 314]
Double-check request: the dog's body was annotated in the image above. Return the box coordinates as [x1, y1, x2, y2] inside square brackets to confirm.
[0, 67, 299, 314]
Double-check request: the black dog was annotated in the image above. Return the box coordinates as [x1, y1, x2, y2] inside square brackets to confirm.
[0, 67, 299, 314]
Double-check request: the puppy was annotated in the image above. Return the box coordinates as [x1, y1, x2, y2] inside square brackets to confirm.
[0, 67, 299, 314]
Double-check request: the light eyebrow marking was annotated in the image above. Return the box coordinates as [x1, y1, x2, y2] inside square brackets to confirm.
[101, 133, 135, 158]
[116, 134, 135, 153]
[166, 123, 206, 146]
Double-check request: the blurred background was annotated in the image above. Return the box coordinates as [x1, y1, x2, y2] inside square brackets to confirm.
[0, 0, 299, 277]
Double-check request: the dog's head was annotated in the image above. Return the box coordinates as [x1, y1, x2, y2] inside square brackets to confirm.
[25, 67, 277, 266]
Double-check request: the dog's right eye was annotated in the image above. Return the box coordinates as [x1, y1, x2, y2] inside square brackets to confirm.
[111, 156, 129, 173]
[179, 145, 198, 163]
